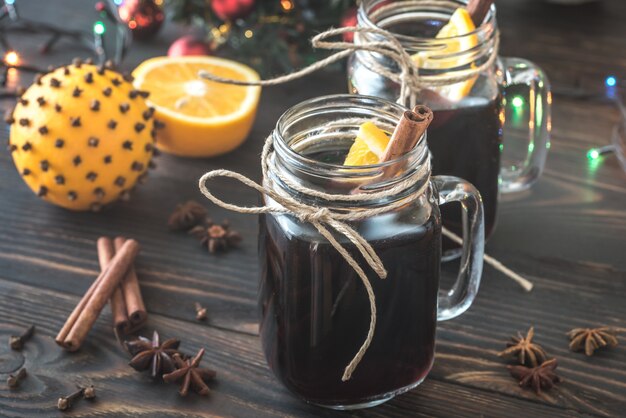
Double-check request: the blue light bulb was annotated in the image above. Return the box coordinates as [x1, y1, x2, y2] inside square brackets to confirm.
[606, 76, 617, 87]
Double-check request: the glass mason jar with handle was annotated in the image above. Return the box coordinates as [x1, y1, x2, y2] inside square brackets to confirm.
[258, 95, 485, 409]
[347, 0, 551, 255]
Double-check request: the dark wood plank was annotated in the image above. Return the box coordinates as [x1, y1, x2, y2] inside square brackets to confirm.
[0, 277, 591, 418]
[498, 0, 626, 93]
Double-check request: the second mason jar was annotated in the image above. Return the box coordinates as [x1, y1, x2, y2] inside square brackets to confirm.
[348, 0, 551, 255]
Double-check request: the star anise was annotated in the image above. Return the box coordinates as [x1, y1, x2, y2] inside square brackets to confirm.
[508, 358, 561, 394]
[126, 331, 181, 378]
[567, 327, 619, 356]
[189, 219, 242, 253]
[168, 201, 208, 231]
[498, 326, 547, 367]
[163, 348, 217, 396]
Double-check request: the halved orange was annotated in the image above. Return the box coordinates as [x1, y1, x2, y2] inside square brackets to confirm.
[132, 56, 261, 157]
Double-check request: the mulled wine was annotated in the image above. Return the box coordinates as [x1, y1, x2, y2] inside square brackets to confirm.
[259, 207, 440, 407]
[428, 98, 502, 250]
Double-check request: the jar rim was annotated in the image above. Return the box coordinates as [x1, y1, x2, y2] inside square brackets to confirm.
[274, 94, 428, 178]
[357, 0, 496, 45]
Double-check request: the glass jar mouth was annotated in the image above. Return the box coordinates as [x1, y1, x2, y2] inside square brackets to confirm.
[274, 94, 428, 180]
[357, 0, 496, 53]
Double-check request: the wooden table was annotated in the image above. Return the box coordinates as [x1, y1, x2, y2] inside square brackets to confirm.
[1, 0, 625, 416]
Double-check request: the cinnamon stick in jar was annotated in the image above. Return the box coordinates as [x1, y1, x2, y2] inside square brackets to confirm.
[467, 0, 495, 27]
[114, 237, 147, 330]
[380, 105, 433, 163]
[378, 105, 433, 181]
[56, 239, 140, 351]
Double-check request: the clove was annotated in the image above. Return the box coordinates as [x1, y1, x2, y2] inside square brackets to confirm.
[9, 324, 35, 350]
[195, 302, 207, 321]
[83, 385, 96, 400]
[7, 368, 27, 389]
[57, 388, 85, 411]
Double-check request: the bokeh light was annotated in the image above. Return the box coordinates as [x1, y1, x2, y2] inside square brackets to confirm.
[93, 21, 106, 35]
[4, 51, 19, 66]
[605, 76, 617, 87]
[511, 96, 524, 109]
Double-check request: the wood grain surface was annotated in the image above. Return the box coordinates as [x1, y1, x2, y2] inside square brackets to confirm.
[0, 0, 625, 417]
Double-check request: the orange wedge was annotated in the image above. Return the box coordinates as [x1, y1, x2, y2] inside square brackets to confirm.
[412, 8, 479, 101]
[344, 122, 390, 166]
[132, 56, 261, 157]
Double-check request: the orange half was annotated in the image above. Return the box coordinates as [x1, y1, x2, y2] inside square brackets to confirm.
[133, 56, 261, 157]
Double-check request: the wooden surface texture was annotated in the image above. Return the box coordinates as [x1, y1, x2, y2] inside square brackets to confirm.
[0, 0, 625, 416]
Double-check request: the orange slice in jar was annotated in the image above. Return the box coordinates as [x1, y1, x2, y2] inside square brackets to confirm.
[344, 121, 390, 166]
[412, 8, 479, 102]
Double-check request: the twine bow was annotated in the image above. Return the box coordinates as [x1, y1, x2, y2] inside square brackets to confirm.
[200, 135, 430, 381]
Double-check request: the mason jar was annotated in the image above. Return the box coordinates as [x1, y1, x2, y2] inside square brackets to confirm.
[257, 94, 485, 409]
[348, 0, 551, 254]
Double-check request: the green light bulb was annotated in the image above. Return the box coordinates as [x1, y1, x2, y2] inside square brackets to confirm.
[93, 21, 106, 35]
[511, 96, 524, 108]
[587, 149, 600, 160]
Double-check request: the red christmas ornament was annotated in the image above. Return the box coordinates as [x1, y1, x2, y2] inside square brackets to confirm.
[168, 35, 214, 57]
[117, 0, 165, 40]
[211, 0, 256, 21]
[341, 7, 358, 43]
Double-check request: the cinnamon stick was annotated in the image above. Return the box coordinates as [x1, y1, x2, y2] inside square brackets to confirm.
[114, 237, 147, 330]
[97, 237, 131, 336]
[56, 239, 140, 351]
[380, 105, 433, 163]
[467, 0, 494, 26]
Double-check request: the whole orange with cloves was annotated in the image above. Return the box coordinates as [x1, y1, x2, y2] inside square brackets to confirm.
[7, 59, 161, 211]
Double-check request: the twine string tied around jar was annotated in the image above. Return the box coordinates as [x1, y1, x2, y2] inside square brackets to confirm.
[199, 134, 432, 381]
[199, 24, 499, 107]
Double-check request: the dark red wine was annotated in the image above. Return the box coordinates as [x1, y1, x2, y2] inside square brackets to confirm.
[258, 207, 441, 407]
[377, 19, 503, 251]
[428, 99, 502, 250]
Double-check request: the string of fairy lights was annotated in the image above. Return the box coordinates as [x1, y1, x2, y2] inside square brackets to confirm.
[0, 0, 130, 87]
[584, 76, 625, 171]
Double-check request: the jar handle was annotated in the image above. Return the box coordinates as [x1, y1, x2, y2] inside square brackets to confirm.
[432, 176, 485, 321]
[499, 57, 552, 193]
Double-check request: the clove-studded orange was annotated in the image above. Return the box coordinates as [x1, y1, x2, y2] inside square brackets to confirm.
[7, 59, 160, 211]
